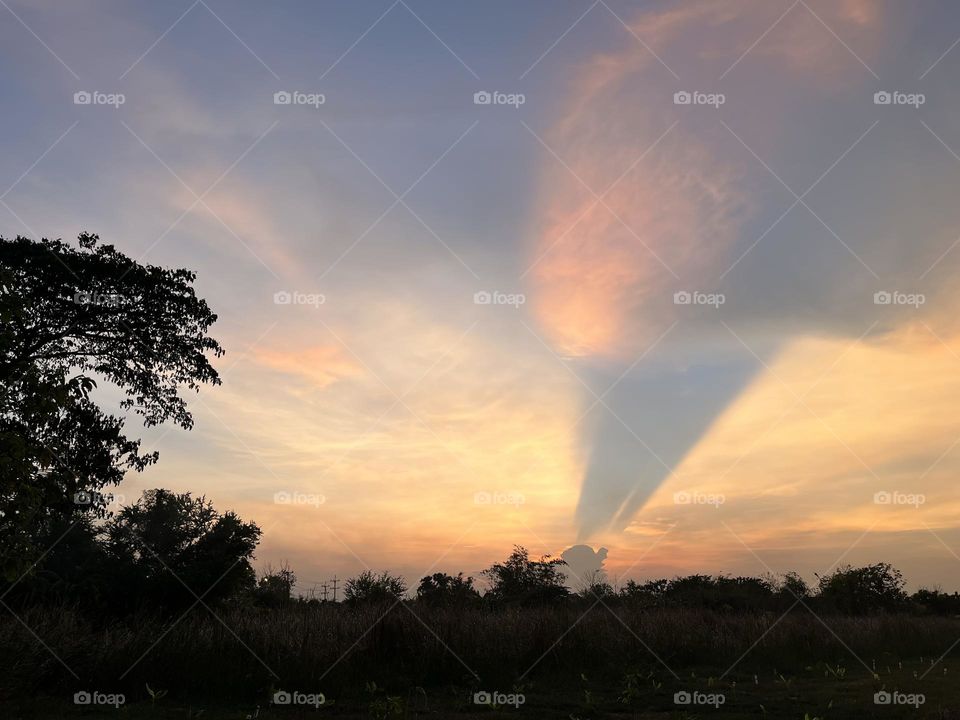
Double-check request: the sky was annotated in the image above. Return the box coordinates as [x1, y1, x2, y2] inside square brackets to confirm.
[4, 0, 960, 592]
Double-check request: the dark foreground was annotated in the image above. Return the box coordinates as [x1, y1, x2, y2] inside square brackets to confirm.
[1, 605, 958, 718]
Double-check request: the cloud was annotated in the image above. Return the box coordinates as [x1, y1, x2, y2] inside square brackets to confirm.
[529, 0, 891, 538]
[253, 344, 359, 389]
[587, 322, 960, 588]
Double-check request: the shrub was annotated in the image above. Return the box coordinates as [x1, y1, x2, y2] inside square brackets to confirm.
[481, 545, 569, 605]
[344, 570, 407, 606]
[816, 563, 907, 614]
[416, 572, 480, 607]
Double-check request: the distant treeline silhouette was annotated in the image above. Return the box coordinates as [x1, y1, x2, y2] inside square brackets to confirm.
[2, 233, 958, 621]
[3, 486, 959, 620]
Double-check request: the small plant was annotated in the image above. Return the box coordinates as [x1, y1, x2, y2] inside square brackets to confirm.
[578, 673, 596, 709]
[146, 684, 168, 705]
[618, 672, 642, 704]
[365, 681, 404, 720]
[823, 662, 847, 679]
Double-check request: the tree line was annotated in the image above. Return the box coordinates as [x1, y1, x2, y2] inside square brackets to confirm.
[2, 233, 955, 621]
[3, 483, 958, 618]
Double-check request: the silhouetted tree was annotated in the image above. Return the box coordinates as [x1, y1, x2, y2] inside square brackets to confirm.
[481, 546, 569, 605]
[253, 562, 297, 607]
[577, 574, 615, 602]
[104, 489, 259, 612]
[1, 514, 112, 611]
[416, 572, 480, 607]
[912, 586, 960, 615]
[620, 578, 669, 608]
[0, 233, 222, 578]
[343, 570, 407, 606]
[775, 571, 809, 602]
[816, 563, 907, 614]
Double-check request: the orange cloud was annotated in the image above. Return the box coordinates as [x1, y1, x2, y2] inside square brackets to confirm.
[529, 0, 885, 360]
[253, 345, 359, 389]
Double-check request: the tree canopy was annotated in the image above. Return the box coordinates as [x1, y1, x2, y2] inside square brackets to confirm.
[0, 233, 223, 577]
[480, 545, 569, 605]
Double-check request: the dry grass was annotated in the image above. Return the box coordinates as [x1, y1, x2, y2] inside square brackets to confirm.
[1, 604, 959, 716]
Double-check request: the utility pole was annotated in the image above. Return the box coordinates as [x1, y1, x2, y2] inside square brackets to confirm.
[330, 575, 339, 602]
[320, 582, 329, 602]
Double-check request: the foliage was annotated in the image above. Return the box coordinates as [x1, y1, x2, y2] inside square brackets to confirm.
[912, 586, 960, 615]
[0, 233, 222, 577]
[816, 563, 907, 613]
[102, 489, 260, 612]
[416, 572, 480, 607]
[252, 562, 297, 608]
[481, 545, 569, 605]
[344, 570, 407, 606]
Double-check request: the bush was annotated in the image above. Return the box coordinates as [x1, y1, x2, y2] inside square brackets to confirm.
[416, 572, 480, 607]
[251, 563, 296, 608]
[481, 546, 569, 605]
[344, 570, 407, 606]
[912, 587, 960, 615]
[816, 563, 907, 614]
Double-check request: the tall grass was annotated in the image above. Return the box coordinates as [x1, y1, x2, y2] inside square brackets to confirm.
[1, 603, 957, 704]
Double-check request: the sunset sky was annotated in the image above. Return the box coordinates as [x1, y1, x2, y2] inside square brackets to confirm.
[5, 0, 960, 592]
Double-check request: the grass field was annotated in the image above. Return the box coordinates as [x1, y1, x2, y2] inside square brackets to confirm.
[2, 604, 959, 718]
